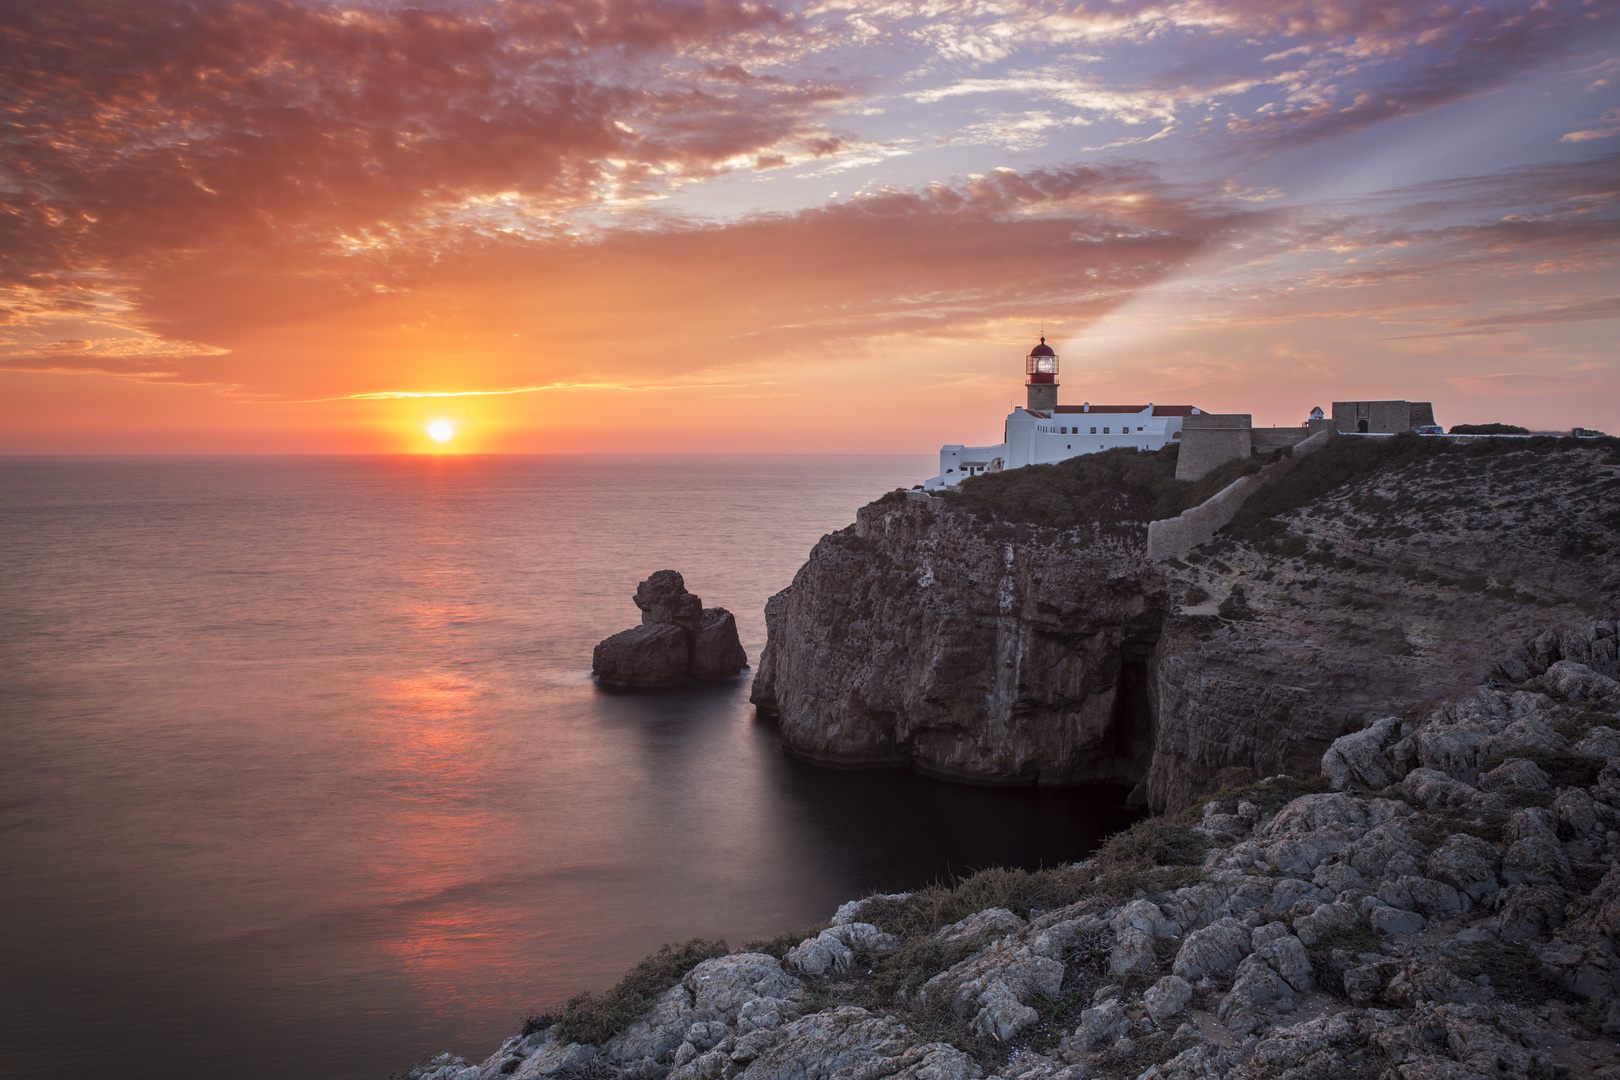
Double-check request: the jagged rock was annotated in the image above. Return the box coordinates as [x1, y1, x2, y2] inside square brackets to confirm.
[1377, 875, 1465, 919]
[736, 998, 796, 1035]
[1491, 884, 1570, 943]
[1107, 927, 1157, 977]
[1322, 716, 1405, 791]
[1343, 959, 1401, 1004]
[913, 939, 1062, 1033]
[830, 894, 909, 925]
[1250, 1014, 1371, 1078]
[1426, 834, 1501, 903]
[1219, 952, 1293, 1035]
[512, 1042, 600, 1080]
[1111, 899, 1175, 938]
[1536, 660, 1620, 703]
[936, 908, 1023, 943]
[1401, 768, 1504, 811]
[1343, 820, 1426, 882]
[1362, 897, 1425, 936]
[734, 1008, 964, 1080]
[1501, 808, 1571, 887]
[784, 924, 898, 976]
[606, 954, 801, 1064]
[1252, 923, 1314, 992]
[595, 571, 747, 686]
[1072, 1000, 1129, 1049]
[1292, 901, 1358, 946]
[1172, 917, 1251, 980]
[1143, 975, 1193, 1024]
[1384, 961, 1490, 1007]
[1575, 726, 1620, 761]
[1028, 913, 1108, 960]
[1478, 757, 1551, 801]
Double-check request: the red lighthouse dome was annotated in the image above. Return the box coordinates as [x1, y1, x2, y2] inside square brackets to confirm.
[1026, 336, 1058, 382]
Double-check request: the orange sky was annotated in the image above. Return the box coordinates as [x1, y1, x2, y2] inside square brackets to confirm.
[3, 0, 1617, 453]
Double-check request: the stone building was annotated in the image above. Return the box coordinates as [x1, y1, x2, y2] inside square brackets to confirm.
[1332, 400, 1436, 434]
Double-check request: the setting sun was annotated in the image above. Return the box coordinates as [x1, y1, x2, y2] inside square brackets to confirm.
[427, 421, 454, 443]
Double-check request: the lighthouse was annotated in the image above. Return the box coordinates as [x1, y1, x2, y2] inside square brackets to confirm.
[1026, 337, 1059, 412]
[922, 335, 1204, 490]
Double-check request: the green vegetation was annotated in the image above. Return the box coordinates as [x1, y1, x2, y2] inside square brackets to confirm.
[552, 939, 731, 1045]
[940, 444, 1268, 530]
[1479, 749, 1603, 792]
[1450, 941, 1564, 1004]
[1449, 423, 1529, 435]
[1409, 811, 1509, 850]
[870, 933, 991, 1002]
[1307, 918, 1386, 995]
[743, 923, 833, 961]
[1180, 771, 1333, 821]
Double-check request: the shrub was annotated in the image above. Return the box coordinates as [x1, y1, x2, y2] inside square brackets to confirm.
[1307, 918, 1385, 995]
[1449, 423, 1529, 435]
[864, 866, 1098, 938]
[742, 924, 831, 961]
[871, 934, 990, 1002]
[552, 938, 730, 1045]
[1094, 817, 1209, 869]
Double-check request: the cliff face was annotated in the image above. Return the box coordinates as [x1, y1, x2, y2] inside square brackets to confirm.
[750, 494, 1169, 786]
[753, 441, 1620, 811]
[1150, 440, 1620, 812]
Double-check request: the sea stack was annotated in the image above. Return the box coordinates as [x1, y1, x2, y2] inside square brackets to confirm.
[593, 570, 748, 687]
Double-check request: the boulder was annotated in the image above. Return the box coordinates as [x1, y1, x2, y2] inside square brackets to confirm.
[1172, 918, 1251, 980]
[593, 623, 690, 687]
[635, 570, 704, 626]
[1426, 835, 1501, 903]
[1322, 716, 1405, 791]
[594, 571, 748, 686]
[691, 608, 749, 680]
[1144, 975, 1193, 1025]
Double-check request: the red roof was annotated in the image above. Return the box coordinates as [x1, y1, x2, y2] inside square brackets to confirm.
[1052, 405, 1199, 416]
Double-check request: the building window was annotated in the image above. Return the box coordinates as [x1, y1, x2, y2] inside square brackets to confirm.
[1137, 426, 1144, 431]
[1090, 427, 1096, 434]
[1060, 426, 1067, 434]
[1103, 427, 1110, 434]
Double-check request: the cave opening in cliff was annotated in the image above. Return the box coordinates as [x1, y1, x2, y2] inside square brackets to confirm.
[1105, 656, 1156, 781]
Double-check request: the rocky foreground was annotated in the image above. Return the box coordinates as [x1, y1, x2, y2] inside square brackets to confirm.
[409, 622, 1620, 1080]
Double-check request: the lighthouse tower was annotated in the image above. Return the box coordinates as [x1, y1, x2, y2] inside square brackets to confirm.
[1026, 337, 1059, 411]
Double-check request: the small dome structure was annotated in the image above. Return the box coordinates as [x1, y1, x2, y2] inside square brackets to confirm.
[1026, 336, 1058, 381]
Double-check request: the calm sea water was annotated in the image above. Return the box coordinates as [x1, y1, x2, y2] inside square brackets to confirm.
[0, 456, 1138, 1080]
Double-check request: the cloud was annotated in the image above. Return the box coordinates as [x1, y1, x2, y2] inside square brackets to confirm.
[1564, 108, 1620, 142]
[0, 0, 837, 286]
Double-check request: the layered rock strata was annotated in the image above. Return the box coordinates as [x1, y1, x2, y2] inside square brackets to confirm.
[750, 495, 1168, 785]
[409, 624, 1620, 1080]
[752, 442, 1619, 810]
[594, 571, 748, 687]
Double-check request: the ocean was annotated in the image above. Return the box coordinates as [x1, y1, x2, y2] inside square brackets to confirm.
[0, 455, 1138, 1080]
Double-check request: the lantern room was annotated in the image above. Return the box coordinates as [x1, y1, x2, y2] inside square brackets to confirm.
[1026, 337, 1059, 411]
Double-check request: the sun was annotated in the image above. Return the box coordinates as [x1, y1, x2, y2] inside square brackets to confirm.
[427, 420, 455, 443]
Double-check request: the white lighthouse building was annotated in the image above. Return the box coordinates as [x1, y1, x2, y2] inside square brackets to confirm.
[923, 338, 1203, 491]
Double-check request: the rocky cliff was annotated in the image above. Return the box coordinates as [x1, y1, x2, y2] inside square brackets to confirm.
[409, 623, 1620, 1080]
[751, 437, 1620, 812]
[749, 492, 1168, 786]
